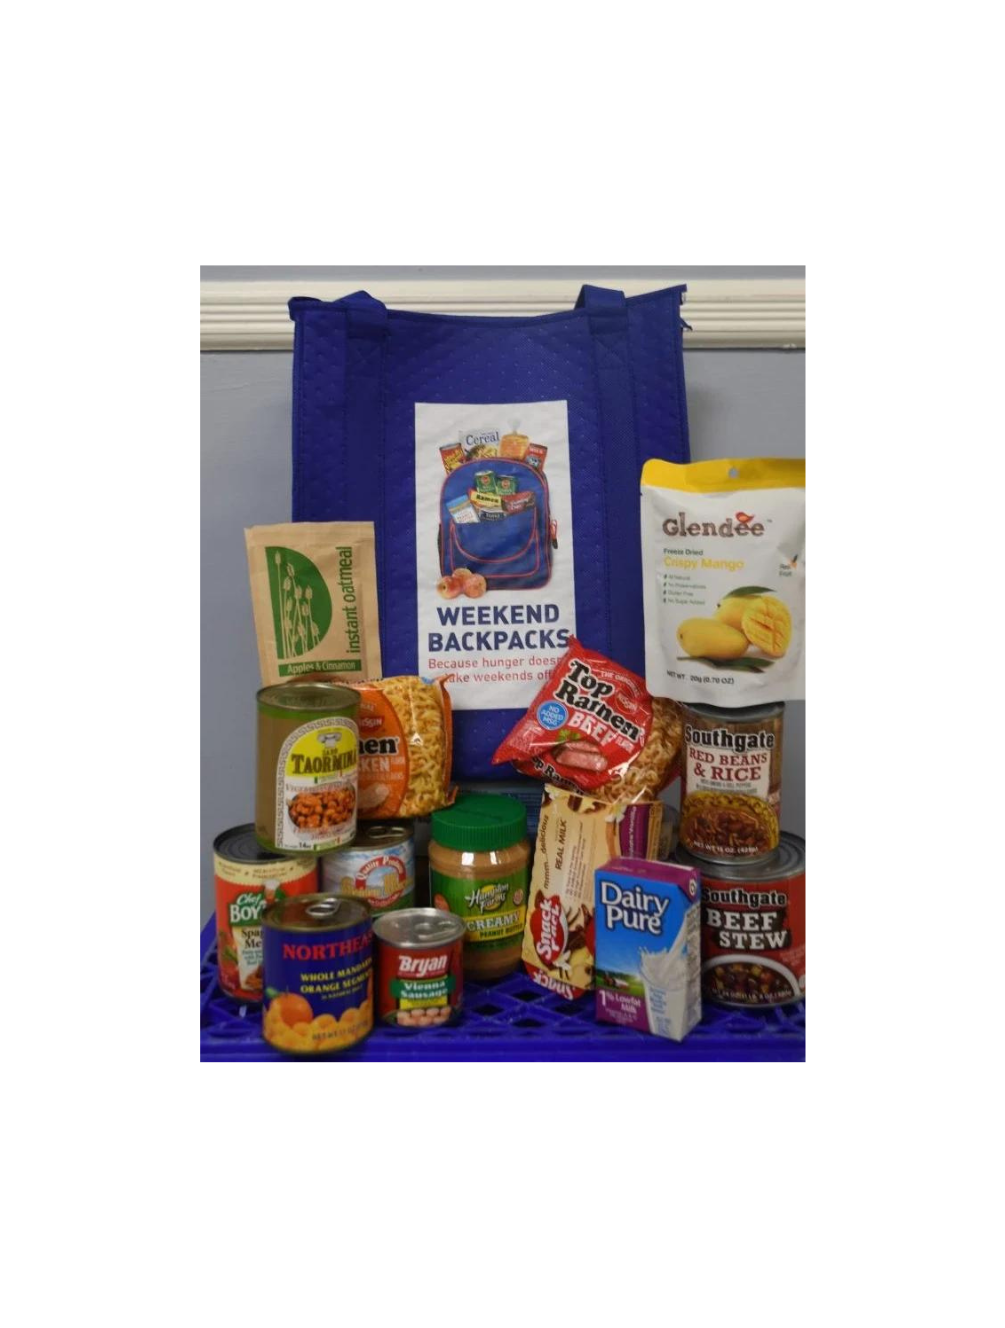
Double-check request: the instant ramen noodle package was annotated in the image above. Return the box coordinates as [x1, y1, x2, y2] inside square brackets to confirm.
[492, 639, 681, 802]
[641, 458, 805, 705]
[523, 786, 664, 1000]
[348, 677, 457, 819]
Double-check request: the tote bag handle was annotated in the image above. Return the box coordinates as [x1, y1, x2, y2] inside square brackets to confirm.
[575, 284, 645, 666]
[341, 291, 391, 592]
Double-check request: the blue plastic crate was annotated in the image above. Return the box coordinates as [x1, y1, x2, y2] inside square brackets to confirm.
[200, 919, 804, 1062]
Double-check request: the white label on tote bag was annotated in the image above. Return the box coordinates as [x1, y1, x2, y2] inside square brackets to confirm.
[414, 401, 577, 711]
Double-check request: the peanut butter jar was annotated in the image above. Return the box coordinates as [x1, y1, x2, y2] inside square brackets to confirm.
[429, 795, 530, 981]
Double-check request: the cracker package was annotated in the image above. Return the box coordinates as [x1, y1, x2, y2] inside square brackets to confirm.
[641, 458, 805, 704]
[246, 522, 381, 685]
[492, 639, 681, 802]
[349, 676, 456, 819]
[522, 786, 664, 1000]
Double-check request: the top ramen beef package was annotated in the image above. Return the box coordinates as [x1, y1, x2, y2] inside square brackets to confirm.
[492, 639, 681, 802]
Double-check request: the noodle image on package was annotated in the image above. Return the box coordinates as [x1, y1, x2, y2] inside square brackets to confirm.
[641, 458, 805, 705]
[415, 403, 576, 712]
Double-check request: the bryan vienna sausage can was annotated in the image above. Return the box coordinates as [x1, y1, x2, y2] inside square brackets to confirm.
[676, 833, 805, 1008]
[679, 702, 784, 864]
[320, 821, 415, 913]
[255, 682, 360, 854]
[213, 825, 318, 1002]
[261, 895, 373, 1054]
[373, 908, 466, 1027]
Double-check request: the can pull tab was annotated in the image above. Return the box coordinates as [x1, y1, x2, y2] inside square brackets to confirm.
[306, 898, 342, 920]
[367, 828, 403, 845]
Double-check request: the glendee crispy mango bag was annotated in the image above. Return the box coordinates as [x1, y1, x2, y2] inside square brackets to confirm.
[641, 458, 805, 705]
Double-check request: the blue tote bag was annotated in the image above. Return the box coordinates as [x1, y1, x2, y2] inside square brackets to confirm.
[289, 283, 689, 779]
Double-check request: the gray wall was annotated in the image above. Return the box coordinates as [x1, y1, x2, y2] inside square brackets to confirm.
[197, 264, 1003, 918]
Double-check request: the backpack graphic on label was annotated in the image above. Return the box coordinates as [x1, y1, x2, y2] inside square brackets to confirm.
[439, 460, 553, 590]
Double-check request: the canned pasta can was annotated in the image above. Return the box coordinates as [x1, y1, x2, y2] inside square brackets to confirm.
[679, 702, 783, 863]
[213, 824, 318, 1002]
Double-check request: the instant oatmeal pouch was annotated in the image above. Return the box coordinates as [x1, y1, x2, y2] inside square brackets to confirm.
[523, 786, 664, 999]
[641, 459, 805, 704]
[246, 522, 382, 686]
[348, 677, 456, 819]
[492, 638, 681, 801]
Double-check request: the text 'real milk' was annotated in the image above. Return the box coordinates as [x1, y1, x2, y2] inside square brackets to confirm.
[595, 858, 701, 1041]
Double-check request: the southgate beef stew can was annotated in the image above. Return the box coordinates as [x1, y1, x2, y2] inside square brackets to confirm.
[676, 833, 805, 1007]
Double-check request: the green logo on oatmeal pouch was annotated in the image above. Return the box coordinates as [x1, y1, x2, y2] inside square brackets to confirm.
[267, 546, 333, 662]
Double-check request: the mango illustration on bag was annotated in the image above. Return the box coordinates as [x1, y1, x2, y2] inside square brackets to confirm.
[641, 458, 805, 705]
[245, 522, 382, 686]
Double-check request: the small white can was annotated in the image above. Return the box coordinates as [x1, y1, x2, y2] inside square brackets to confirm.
[321, 821, 415, 913]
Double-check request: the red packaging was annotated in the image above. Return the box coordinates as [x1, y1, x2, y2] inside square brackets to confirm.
[677, 834, 806, 1008]
[372, 908, 466, 1027]
[493, 638, 665, 793]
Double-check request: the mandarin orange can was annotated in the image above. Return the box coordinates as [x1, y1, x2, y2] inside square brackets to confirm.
[261, 895, 373, 1055]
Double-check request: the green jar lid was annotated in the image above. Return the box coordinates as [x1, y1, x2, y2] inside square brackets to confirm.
[431, 794, 527, 852]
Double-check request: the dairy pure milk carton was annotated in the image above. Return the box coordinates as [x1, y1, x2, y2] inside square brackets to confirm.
[595, 858, 701, 1041]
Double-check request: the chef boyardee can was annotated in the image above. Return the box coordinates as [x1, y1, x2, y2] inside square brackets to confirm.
[373, 908, 466, 1028]
[213, 824, 318, 1003]
[676, 833, 805, 1008]
[262, 895, 373, 1054]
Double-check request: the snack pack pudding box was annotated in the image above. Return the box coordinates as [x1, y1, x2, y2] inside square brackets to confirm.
[594, 858, 702, 1041]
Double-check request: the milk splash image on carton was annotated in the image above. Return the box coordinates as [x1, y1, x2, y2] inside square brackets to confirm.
[594, 859, 702, 1041]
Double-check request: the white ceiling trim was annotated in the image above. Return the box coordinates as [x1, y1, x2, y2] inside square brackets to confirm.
[200, 277, 805, 351]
